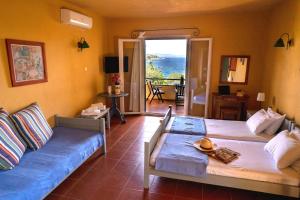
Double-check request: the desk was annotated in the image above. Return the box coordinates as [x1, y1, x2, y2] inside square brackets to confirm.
[98, 92, 129, 123]
[212, 93, 249, 121]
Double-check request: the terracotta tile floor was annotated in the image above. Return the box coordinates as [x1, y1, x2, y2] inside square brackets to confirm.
[146, 100, 184, 115]
[47, 116, 296, 200]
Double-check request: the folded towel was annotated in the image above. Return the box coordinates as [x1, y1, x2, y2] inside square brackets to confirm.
[91, 103, 103, 109]
[81, 107, 101, 116]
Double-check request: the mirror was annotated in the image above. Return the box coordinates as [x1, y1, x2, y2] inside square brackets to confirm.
[219, 55, 250, 84]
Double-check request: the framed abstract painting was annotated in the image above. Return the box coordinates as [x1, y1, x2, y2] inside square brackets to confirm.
[5, 39, 48, 87]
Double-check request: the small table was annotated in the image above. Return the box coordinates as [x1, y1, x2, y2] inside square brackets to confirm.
[97, 92, 129, 123]
[79, 108, 111, 129]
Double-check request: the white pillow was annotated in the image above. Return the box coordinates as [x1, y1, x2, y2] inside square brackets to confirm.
[246, 109, 274, 134]
[264, 108, 286, 135]
[264, 130, 300, 169]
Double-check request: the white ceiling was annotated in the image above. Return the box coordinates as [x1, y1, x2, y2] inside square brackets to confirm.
[66, 0, 282, 18]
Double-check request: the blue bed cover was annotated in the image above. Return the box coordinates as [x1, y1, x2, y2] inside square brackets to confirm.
[0, 127, 104, 200]
[170, 116, 206, 136]
[155, 134, 208, 177]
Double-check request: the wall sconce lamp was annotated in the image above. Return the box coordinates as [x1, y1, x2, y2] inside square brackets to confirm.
[274, 33, 293, 49]
[77, 37, 89, 51]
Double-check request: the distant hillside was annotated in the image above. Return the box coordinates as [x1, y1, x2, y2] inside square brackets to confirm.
[146, 55, 186, 77]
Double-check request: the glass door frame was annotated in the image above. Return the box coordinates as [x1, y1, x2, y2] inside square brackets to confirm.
[118, 38, 145, 115]
[186, 38, 213, 117]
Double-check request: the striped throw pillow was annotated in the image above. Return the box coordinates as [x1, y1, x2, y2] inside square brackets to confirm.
[0, 110, 27, 170]
[0, 108, 27, 147]
[11, 103, 53, 150]
[0, 108, 9, 116]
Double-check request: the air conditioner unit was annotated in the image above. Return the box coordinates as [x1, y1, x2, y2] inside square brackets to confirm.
[61, 9, 93, 29]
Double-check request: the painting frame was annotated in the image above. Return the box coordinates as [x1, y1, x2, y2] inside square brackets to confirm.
[5, 39, 48, 87]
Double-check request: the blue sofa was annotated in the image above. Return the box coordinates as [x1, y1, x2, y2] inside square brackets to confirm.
[0, 116, 106, 200]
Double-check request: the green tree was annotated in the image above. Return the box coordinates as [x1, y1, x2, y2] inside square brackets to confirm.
[146, 63, 165, 85]
[146, 54, 166, 85]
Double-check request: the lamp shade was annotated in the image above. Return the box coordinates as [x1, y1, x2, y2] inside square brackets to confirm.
[274, 38, 285, 47]
[257, 92, 265, 102]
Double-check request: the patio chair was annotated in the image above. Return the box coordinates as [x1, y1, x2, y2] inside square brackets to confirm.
[175, 84, 185, 106]
[146, 81, 165, 103]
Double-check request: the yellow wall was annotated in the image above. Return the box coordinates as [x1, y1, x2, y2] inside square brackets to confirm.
[0, 0, 106, 125]
[3, 0, 296, 122]
[263, 0, 300, 123]
[106, 12, 268, 116]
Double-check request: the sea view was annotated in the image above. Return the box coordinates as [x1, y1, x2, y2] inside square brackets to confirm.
[146, 56, 186, 77]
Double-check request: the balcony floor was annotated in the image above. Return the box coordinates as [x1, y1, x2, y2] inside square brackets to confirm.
[146, 99, 184, 115]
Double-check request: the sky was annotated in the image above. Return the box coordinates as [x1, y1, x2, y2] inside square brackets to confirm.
[145, 39, 187, 57]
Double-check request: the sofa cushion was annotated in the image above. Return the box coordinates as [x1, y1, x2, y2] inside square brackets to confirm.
[11, 103, 53, 150]
[0, 127, 104, 200]
[0, 110, 27, 170]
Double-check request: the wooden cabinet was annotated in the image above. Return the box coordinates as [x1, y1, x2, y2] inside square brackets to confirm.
[212, 93, 249, 121]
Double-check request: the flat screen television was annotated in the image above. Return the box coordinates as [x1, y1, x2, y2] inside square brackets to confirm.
[104, 56, 129, 73]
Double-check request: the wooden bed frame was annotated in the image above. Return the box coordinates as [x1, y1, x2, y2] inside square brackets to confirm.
[144, 106, 300, 198]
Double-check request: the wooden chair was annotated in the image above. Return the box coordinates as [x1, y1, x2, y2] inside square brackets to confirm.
[175, 84, 185, 106]
[146, 81, 165, 103]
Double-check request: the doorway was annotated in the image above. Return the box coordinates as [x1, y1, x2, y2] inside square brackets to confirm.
[145, 39, 187, 115]
[118, 37, 212, 117]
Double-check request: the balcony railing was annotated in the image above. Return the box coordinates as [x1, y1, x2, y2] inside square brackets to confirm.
[146, 77, 185, 86]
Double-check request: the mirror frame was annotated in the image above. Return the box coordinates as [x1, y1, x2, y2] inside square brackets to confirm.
[219, 55, 250, 85]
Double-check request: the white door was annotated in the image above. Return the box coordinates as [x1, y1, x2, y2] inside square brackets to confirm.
[118, 39, 144, 114]
[186, 38, 212, 117]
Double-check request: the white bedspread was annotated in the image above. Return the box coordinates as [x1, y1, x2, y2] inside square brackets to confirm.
[165, 117, 273, 142]
[150, 134, 300, 186]
[207, 138, 300, 186]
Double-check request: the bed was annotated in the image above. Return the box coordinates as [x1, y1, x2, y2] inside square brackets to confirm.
[164, 106, 292, 142]
[144, 106, 299, 198]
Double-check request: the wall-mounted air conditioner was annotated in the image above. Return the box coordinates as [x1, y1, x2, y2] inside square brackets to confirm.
[61, 8, 93, 29]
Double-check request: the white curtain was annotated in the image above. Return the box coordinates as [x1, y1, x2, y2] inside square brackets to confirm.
[129, 42, 140, 112]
